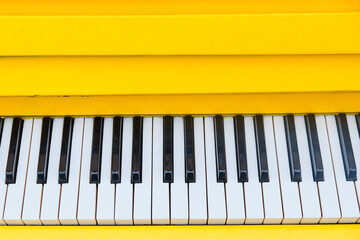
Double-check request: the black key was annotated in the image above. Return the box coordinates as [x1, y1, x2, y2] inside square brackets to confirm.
[305, 114, 324, 182]
[90, 117, 104, 184]
[6, 118, 24, 184]
[184, 116, 195, 183]
[131, 117, 143, 183]
[111, 117, 123, 184]
[254, 115, 269, 182]
[336, 114, 357, 181]
[214, 115, 227, 183]
[58, 117, 74, 184]
[163, 116, 174, 183]
[0, 118, 4, 145]
[37, 117, 53, 184]
[234, 115, 248, 182]
[284, 115, 302, 182]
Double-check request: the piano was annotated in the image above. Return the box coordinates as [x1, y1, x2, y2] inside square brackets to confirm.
[0, 0, 359, 239]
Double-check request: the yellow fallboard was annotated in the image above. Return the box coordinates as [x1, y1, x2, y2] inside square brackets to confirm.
[0, 225, 359, 240]
[0, 55, 359, 116]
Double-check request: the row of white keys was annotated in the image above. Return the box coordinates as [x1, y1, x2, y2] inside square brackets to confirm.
[347, 115, 360, 223]
[294, 116, 321, 223]
[0, 118, 13, 225]
[78, 118, 97, 224]
[223, 117, 245, 224]
[325, 115, 360, 223]
[262, 116, 283, 224]
[22, 119, 43, 225]
[152, 117, 170, 224]
[115, 117, 133, 224]
[273, 116, 302, 224]
[4, 119, 33, 225]
[189, 117, 207, 224]
[133, 117, 152, 224]
[97, 117, 115, 225]
[59, 118, 85, 225]
[243, 116, 264, 224]
[204, 117, 227, 224]
[315, 115, 341, 223]
[171, 117, 188, 224]
[41, 118, 64, 224]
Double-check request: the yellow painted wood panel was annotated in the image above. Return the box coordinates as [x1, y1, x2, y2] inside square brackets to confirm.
[0, 13, 359, 55]
[0, 225, 358, 240]
[0, 55, 359, 96]
[0, 0, 359, 15]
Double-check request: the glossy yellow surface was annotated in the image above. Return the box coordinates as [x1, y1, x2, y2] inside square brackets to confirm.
[1, 13, 359, 55]
[1, 0, 359, 15]
[0, 225, 358, 240]
[1, 55, 360, 96]
[0, 55, 359, 116]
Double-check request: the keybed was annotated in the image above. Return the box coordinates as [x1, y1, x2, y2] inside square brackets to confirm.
[0, 114, 359, 225]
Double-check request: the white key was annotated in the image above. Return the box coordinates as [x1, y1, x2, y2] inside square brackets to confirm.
[115, 117, 133, 225]
[188, 117, 207, 224]
[4, 119, 34, 225]
[59, 118, 85, 225]
[152, 117, 170, 224]
[204, 117, 227, 224]
[262, 116, 283, 224]
[22, 119, 43, 225]
[325, 115, 360, 223]
[170, 117, 188, 224]
[41, 118, 63, 225]
[294, 116, 321, 223]
[273, 116, 302, 224]
[77, 118, 96, 225]
[0, 118, 13, 225]
[223, 117, 245, 224]
[133, 117, 152, 225]
[315, 115, 341, 223]
[244, 116, 264, 224]
[97, 118, 115, 225]
[347, 114, 360, 223]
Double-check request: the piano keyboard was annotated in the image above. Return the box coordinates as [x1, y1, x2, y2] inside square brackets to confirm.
[0, 114, 360, 225]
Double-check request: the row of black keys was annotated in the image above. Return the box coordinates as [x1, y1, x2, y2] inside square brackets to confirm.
[2, 113, 359, 185]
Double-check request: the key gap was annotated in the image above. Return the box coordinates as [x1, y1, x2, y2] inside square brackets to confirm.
[150, 117, 154, 225]
[260, 183, 265, 224]
[316, 183, 324, 223]
[296, 182, 305, 223]
[169, 183, 171, 224]
[202, 117, 209, 225]
[58, 184, 62, 225]
[20, 119, 34, 225]
[223, 183, 228, 224]
[323, 116, 343, 220]
[75, 119, 85, 225]
[95, 184, 98, 225]
[271, 117, 285, 224]
[187, 183, 190, 225]
[241, 182, 247, 224]
[39, 184, 45, 225]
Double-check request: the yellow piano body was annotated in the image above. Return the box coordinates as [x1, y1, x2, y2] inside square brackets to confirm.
[0, 0, 359, 239]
